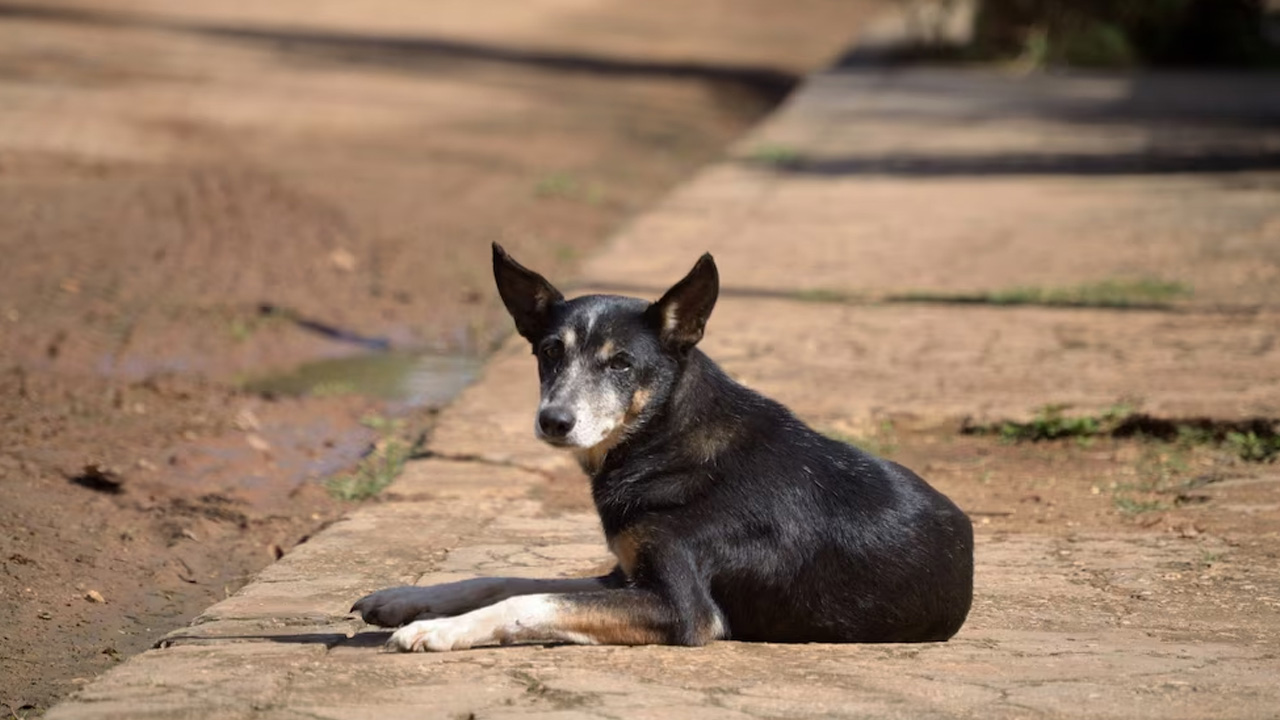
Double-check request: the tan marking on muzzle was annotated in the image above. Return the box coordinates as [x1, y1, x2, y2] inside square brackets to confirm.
[573, 387, 653, 475]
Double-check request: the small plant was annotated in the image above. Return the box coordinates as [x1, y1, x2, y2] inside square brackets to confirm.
[534, 172, 601, 203]
[745, 144, 803, 169]
[971, 406, 1278, 464]
[1113, 496, 1166, 515]
[359, 413, 404, 434]
[226, 305, 286, 343]
[990, 403, 1133, 442]
[534, 172, 579, 198]
[1226, 431, 1280, 463]
[310, 381, 357, 398]
[894, 279, 1192, 309]
[325, 413, 415, 500]
[792, 287, 860, 304]
[326, 439, 411, 501]
[1134, 443, 1190, 492]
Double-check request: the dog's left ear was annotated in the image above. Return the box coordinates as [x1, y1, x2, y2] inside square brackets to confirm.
[493, 243, 564, 342]
[645, 253, 719, 354]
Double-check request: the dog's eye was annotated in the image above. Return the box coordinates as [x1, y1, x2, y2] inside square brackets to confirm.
[541, 341, 564, 362]
[607, 354, 632, 372]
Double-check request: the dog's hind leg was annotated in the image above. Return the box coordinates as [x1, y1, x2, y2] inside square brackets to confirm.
[387, 588, 725, 652]
[353, 570, 625, 628]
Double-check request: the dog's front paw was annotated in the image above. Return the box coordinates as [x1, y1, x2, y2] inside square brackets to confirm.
[387, 618, 474, 652]
[353, 578, 510, 627]
[352, 587, 445, 627]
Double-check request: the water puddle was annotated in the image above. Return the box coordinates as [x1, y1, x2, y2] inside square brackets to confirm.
[242, 351, 482, 409]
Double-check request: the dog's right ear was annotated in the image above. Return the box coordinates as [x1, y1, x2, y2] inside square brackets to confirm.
[645, 252, 719, 355]
[493, 243, 564, 342]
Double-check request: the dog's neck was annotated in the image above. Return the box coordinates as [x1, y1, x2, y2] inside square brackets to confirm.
[573, 424, 627, 476]
[583, 351, 749, 525]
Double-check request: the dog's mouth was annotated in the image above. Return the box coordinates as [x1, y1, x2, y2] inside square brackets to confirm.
[535, 420, 623, 450]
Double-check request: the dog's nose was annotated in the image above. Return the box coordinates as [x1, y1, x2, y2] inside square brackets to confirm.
[538, 408, 576, 439]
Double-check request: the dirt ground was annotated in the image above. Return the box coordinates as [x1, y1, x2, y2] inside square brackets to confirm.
[0, 0, 888, 714]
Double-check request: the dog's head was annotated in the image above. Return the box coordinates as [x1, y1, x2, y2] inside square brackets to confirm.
[492, 243, 718, 457]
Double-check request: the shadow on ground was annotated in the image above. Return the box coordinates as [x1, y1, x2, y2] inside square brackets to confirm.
[744, 67, 1280, 177]
[0, 1, 799, 105]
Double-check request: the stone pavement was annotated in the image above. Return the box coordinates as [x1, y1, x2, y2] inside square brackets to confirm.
[46, 29, 1280, 720]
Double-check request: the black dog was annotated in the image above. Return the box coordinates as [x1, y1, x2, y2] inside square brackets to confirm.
[353, 244, 973, 651]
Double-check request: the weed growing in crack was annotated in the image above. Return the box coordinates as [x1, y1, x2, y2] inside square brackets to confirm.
[326, 439, 412, 501]
[1226, 431, 1280, 463]
[981, 404, 1133, 443]
[1113, 496, 1167, 515]
[791, 287, 861, 304]
[893, 279, 1192, 309]
[744, 143, 803, 168]
[326, 413, 417, 501]
[966, 405, 1278, 464]
[534, 172, 602, 204]
[1199, 550, 1224, 568]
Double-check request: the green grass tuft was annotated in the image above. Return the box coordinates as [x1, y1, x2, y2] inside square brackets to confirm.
[1226, 431, 1280, 463]
[744, 144, 803, 168]
[792, 287, 861, 304]
[969, 404, 1278, 464]
[325, 439, 411, 501]
[990, 404, 1134, 442]
[894, 278, 1192, 309]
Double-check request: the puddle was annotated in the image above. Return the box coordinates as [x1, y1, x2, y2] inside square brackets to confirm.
[243, 351, 482, 409]
[209, 350, 485, 507]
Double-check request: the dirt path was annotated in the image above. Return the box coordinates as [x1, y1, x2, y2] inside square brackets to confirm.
[0, 1, 887, 714]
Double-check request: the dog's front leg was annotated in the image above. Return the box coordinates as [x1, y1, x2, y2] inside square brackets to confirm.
[388, 588, 724, 652]
[354, 569, 625, 627]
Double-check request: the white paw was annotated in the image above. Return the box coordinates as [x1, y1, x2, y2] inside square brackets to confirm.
[388, 618, 475, 652]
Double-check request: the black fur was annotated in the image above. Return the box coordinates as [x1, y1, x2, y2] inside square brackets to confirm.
[496, 243, 973, 644]
[354, 245, 973, 647]
[604, 352, 971, 642]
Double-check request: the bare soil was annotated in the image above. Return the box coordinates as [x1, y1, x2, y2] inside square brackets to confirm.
[0, 0, 887, 714]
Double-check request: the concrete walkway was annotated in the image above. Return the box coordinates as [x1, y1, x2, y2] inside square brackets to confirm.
[48, 31, 1280, 720]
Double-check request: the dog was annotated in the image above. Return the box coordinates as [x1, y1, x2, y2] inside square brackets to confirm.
[352, 243, 974, 651]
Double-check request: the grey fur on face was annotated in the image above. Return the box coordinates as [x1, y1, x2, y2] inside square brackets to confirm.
[536, 335, 629, 449]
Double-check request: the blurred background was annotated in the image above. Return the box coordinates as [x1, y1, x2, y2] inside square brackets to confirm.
[1, 0, 1277, 716]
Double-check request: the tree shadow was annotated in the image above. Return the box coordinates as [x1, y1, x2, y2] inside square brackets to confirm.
[749, 149, 1280, 177]
[0, 1, 797, 106]
[746, 66, 1280, 177]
